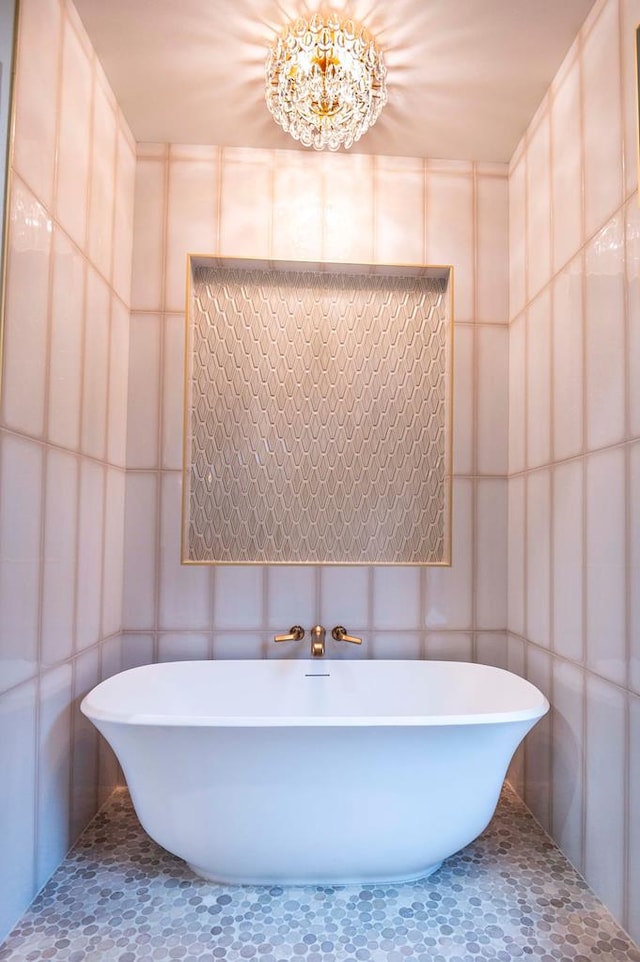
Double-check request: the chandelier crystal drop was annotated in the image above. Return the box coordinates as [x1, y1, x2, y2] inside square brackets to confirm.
[265, 12, 387, 151]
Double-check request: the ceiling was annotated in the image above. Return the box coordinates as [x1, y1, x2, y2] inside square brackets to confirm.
[73, 0, 597, 163]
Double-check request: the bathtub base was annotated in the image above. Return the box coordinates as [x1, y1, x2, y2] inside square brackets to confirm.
[185, 860, 444, 886]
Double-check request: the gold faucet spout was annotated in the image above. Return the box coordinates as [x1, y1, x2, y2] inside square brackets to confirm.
[310, 625, 326, 657]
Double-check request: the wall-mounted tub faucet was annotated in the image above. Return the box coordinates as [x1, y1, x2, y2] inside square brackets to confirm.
[273, 624, 325, 657]
[273, 624, 363, 657]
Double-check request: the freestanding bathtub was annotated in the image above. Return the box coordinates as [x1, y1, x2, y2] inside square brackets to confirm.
[81, 659, 548, 885]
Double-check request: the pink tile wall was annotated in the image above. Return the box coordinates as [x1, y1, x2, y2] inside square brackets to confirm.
[507, 0, 640, 941]
[0, 0, 135, 941]
[124, 146, 510, 675]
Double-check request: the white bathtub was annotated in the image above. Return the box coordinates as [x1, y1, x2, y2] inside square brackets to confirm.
[81, 659, 548, 885]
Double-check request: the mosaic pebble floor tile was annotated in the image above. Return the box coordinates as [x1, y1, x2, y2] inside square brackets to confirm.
[1, 785, 639, 962]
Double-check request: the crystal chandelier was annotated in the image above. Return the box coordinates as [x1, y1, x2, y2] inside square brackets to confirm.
[265, 12, 387, 151]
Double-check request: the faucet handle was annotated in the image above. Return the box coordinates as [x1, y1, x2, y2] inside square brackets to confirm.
[274, 625, 305, 643]
[331, 626, 362, 645]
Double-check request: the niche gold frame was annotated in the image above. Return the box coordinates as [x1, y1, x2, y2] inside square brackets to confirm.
[182, 255, 454, 566]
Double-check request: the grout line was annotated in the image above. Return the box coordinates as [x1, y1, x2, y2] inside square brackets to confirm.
[30, 432, 47, 888]
[577, 16, 589, 867]
[96, 458, 109, 807]
[371, 154, 378, 263]
[547, 464, 556, 838]
[547, 92, 556, 287]
[367, 566, 374, 633]
[40, 207, 58, 438]
[82, 40, 97, 292]
[215, 146, 223, 257]
[580, 456, 589, 875]
[156, 313, 165, 517]
[123, 310, 509, 330]
[624, 651, 632, 933]
[320, 152, 327, 259]
[623, 447, 632, 930]
[522, 628, 530, 806]
[508, 435, 639, 478]
[313, 564, 321, 627]
[216, 146, 224, 257]
[507, 629, 640, 701]
[261, 565, 270, 639]
[522, 323, 529, 641]
[618, 2, 633, 921]
[103, 283, 114, 470]
[470, 163, 479, 656]
[65, 448, 82, 826]
[267, 149, 275, 261]
[615, 0, 627, 233]
[513, 136, 531, 792]
[28, 0, 66, 879]
[108, 102, 120, 294]
[96, 463, 108, 695]
[160, 146, 170, 316]
[522, 132, 530, 316]
[423, 160, 429, 272]
[517, 476, 525, 639]
[151, 474, 161, 662]
[123, 464, 514, 482]
[543, 636, 554, 831]
[26, 25, 65, 881]
[116, 625, 501, 638]
[546, 93, 556, 835]
[521, 251, 529, 801]
[151, 150, 170, 661]
[96, 55, 116, 671]
[209, 148, 223, 646]
[208, 562, 216, 659]
[49, 0, 64, 233]
[419, 564, 427, 650]
[421, 159, 427, 265]
[506, 184, 631, 332]
[0, 424, 128, 471]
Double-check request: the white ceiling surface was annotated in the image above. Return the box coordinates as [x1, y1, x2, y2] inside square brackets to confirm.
[73, 0, 596, 163]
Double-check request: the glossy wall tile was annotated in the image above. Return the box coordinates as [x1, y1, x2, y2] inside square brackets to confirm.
[0, 0, 135, 942]
[507, 0, 640, 941]
[1, 181, 52, 437]
[550, 51, 583, 275]
[123, 149, 510, 656]
[582, 0, 623, 240]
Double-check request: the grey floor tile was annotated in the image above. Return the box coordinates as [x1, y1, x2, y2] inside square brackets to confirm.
[1, 785, 638, 962]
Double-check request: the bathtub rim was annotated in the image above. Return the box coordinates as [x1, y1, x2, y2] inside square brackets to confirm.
[81, 659, 550, 729]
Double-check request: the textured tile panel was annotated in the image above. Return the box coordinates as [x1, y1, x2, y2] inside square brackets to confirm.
[1, 786, 638, 962]
[185, 264, 452, 564]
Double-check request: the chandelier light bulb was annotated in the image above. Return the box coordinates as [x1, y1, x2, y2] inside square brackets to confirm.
[265, 12, 387, 151]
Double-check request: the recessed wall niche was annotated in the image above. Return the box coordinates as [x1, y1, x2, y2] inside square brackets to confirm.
[183, 256, 453, 565]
